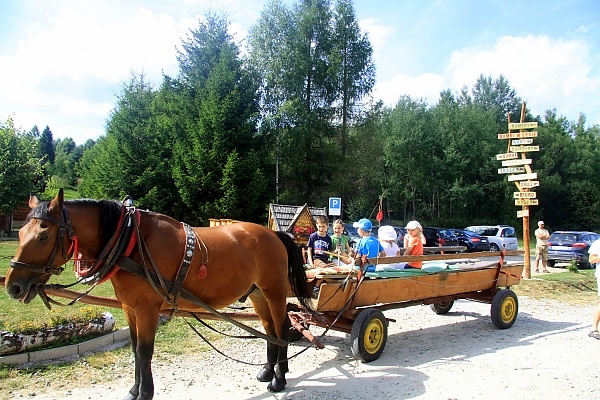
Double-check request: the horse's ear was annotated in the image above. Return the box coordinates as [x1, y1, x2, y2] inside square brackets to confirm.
[28, 194, 40, 209]
[48, 189, 65, 214]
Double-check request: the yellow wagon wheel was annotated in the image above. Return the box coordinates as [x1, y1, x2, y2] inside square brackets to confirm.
[490, 289, 519, 329]
[350, 308, 388, 362]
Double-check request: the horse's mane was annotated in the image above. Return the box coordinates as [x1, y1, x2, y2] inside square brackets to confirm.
[27, 198, 123, 249]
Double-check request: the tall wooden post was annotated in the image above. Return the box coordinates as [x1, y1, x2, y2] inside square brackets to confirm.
[499, 102, 539, 279]
[519, 104, 531, 279]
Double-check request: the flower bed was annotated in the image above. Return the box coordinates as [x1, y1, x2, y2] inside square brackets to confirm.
[0, 311, 115, 355]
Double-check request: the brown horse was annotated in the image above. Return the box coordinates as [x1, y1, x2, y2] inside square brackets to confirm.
[5, 189, 313, 400]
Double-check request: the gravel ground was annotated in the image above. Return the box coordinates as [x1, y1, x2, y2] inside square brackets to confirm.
[13, 296, 600, 400]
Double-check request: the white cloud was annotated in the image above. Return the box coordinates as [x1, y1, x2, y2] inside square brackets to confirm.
[359, 17, 395, 63]
[0, 3, 200, 143]
[374, 72, 446, 106]
[446, 35, 600, 122]
[372, 34, 600, 125]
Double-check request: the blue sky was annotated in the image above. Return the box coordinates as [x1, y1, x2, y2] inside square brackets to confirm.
[1, 0, 599, 145]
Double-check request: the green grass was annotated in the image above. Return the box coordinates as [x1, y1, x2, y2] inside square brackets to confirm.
[0, 241, 127, 332]
[513, 268, 597, 305]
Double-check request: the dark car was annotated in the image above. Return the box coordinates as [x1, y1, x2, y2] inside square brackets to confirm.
[422, 227, 460, 252]
[547, 231, 600, 269]
[450, 229, 491, 252]
[343, 223, 361, 248]
[394, 226, 407, 247]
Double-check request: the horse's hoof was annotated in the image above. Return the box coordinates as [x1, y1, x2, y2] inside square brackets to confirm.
[267, 377, 287, 392]
[256, 366, 275, 382]
[122, 394, 136, 400]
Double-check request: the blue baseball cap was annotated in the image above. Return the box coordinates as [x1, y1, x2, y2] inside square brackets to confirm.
[353, 218, 373, 231]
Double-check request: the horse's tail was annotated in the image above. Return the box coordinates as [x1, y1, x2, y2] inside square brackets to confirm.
[275, 231, 314, 312]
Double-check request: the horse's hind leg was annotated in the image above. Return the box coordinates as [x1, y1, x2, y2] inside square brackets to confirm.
[122, 304, 160, 400]
[249, 290, 290, 392]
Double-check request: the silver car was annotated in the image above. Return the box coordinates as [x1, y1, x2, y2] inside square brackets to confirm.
[464, 225, 518, 251]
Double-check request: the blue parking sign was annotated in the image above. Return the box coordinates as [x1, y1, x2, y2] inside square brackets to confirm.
[328, 197, 342, 216]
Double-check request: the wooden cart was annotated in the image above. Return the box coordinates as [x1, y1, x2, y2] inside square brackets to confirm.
[0, 250, 524, 364]
[288, 249, 524, 362]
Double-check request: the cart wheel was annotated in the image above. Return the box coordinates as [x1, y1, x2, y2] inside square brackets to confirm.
[490, 289, 518, 329]
[351, 308, 388, 363]
[288, 323, 309, 342]
[430, 300, 455, 315]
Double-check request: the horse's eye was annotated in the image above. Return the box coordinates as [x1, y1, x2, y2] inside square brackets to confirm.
[39, 235, 50, 243]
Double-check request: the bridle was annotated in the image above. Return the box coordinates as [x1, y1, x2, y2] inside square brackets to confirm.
[9, 205, 75, 276]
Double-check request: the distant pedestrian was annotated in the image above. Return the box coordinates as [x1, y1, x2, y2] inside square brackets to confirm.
[534, 221, 550, 273]
[587, 238, 600, 340]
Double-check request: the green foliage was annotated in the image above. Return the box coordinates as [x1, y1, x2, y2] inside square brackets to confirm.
[0, 117, 43, 214]
[2, 306, 104, 334]
[567, 259, 579, 273]
[171, 12, 267, 223]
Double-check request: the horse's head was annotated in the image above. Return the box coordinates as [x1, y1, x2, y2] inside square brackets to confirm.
[6, 189, 74, 303]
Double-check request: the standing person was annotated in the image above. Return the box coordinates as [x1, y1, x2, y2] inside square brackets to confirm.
[378, 225, 401, 256]
[353, 218, 385, 271]
[306, 215, 333, 269]
[535, 220, 550, 273]
[587, 238, 600, 339]
[404, 220, 425, 269]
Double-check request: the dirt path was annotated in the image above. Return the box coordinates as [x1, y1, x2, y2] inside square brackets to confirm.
[14, 296, 600, 400]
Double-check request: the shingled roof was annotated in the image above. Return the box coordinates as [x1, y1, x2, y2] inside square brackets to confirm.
[268, 203, 327, 234]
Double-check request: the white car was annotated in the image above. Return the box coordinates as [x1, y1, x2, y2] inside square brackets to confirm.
[464, 225, 519, 251]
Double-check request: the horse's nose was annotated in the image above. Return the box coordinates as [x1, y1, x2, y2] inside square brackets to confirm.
[7, 283, 24, 300]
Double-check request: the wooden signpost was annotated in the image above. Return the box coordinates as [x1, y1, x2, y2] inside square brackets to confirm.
[497, 102, 539, 279]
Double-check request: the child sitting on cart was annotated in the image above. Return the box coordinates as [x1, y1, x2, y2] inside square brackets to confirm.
[329, 219, 354, 266]
[353, 218, 385, 272]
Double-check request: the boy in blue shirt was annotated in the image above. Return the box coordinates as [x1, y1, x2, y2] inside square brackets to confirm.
[354, 218, 385, 271]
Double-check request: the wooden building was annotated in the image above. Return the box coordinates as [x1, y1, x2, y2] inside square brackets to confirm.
[267, 203, 327, 245]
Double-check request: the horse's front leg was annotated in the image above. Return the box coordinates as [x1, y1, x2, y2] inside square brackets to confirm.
[122, 305, 160, 400]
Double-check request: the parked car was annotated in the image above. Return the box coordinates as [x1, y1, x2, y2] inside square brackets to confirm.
[343, 223, 361, 248]
[422, 227, 460, 252]
[547, 231, 600, 269]
[393, 226, 407, 247]
[464, 225, 518, 251]
[450, 229, 491, 252]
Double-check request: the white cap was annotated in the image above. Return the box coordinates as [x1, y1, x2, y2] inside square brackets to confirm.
[406, 220, 422, 230]
[538, 221, 544, 226]
[378, 225, 397, 241]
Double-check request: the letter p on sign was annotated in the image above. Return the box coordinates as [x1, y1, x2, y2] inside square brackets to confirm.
[329, 197, 341, 216]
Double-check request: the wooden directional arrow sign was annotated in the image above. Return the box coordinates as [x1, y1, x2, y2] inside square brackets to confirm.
[509, 122, 538, 130]
[496, 153, 518, 160]
[515, 199, 539, 206]
[510, 145, 540, 152]
[502, 158, 532, 166]
[519, 181, 540, 188]
[508, 173, 537, 181]
[517, 209, 530, 218]
[514, 192, 537, 198]
[498, 131, 538, 139]
[511, 138, 534, 145]
[499, 167, 525, 174]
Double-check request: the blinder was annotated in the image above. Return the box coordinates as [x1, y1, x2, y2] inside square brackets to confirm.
[9, 206, 75, 276]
